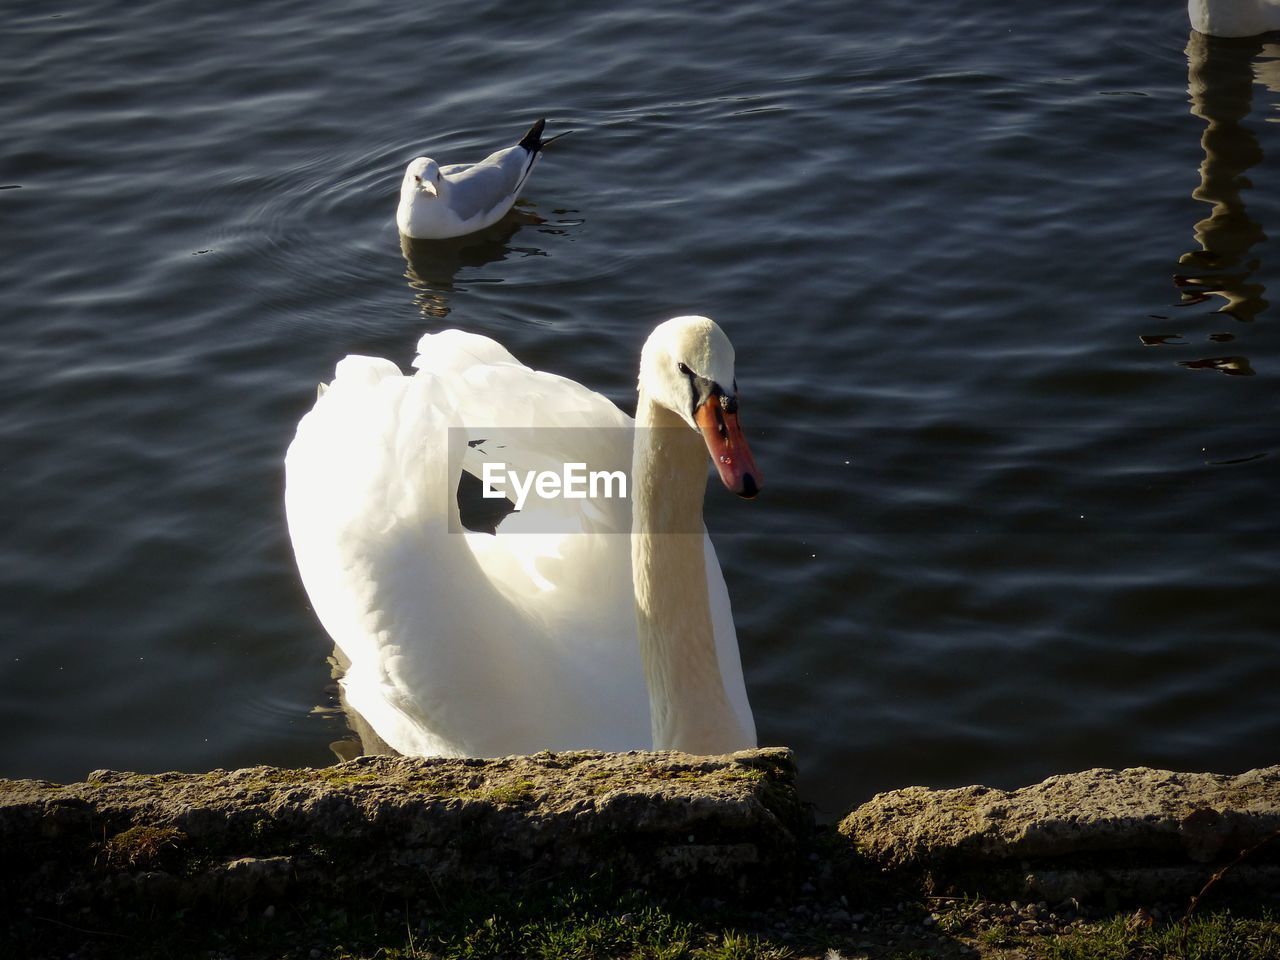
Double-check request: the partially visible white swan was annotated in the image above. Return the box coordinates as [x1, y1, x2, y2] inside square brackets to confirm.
[396, 118, 562, 239]
[285, 317, 761, 757]
[1190, 0, 1280, 36]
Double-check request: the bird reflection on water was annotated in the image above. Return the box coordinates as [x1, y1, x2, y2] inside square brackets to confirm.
[326, 647, 399, 762]
[1166, 30, 1280, 376]
[398, 207, 550, 319]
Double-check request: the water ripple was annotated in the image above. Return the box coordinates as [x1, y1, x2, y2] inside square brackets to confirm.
[1, 0, 1276, 810]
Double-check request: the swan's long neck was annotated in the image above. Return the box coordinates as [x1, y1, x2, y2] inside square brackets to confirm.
[631, 391, 750, 754]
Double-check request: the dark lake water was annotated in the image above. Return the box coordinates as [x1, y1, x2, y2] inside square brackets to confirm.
[2, 0, 1276, 818]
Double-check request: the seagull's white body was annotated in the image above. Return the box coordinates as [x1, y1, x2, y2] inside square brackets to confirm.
[396, 119, 553, 240]
[284, 318, 760, 757]
[1190, 0, 1280, 36]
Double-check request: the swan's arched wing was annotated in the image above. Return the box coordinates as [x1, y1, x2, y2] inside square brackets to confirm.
[285, 333, 651, 758]
[412, 331, 646, 725]
[413, 329, 636, 542]
[285, 358, 548, 756]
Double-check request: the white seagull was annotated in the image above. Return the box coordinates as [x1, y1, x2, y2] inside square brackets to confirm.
[396, 118, 562, 240]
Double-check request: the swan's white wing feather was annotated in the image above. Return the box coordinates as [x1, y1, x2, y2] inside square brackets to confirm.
[285, 332, 651, 757]
[286, 357, 535, 756]
[412, 331, 643, 693]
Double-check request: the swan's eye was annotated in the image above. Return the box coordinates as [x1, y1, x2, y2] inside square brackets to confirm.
[677, 362, 691, 375]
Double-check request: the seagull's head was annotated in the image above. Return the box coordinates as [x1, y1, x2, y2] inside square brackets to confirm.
[403, 157, 443, 199]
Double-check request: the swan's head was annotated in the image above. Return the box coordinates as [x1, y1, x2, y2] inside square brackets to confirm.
[639, 315, 762, 499]
[403, 157, 443, 199]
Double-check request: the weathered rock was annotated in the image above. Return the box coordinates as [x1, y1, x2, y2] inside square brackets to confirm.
[839, 765, 1280, 902]
[0, 748, 807, 911]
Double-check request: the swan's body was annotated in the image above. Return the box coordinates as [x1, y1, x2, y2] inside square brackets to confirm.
[396, 119, 557, 239]
[1190, 0, 1280, 36]
[284, 317, 760, 757]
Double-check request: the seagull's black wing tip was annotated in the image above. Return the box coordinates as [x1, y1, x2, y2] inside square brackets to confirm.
[518, 118, 547, 152]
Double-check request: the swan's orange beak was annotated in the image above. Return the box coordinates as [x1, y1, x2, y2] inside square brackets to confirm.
[695, 391, 761, 499]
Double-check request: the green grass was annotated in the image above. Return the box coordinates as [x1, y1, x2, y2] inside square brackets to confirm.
[100, 825, 186, 869]
[971, 919, 1023, 949]
[478, 778, 537, 805]
[389, 889, 794, 960]
[404, 895, 791, 960]
[1042, 911, 1280, 960]
[11, 893, 1279, 960]
[4, 881, 796, 960]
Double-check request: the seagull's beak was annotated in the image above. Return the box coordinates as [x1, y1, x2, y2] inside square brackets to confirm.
[695, 389, 761, 499]
[420, 180, 438, 197]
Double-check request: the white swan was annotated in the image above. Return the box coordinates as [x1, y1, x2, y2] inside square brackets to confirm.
[1190, 0, 1280, 36]
[284, 316, 761, 757]
[396, 118, 561, 239]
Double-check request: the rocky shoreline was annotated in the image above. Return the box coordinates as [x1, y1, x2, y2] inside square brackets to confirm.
[2, 749, 1277, 958]
[1, 749, 805, 911]
[842, 764, 1280, 903]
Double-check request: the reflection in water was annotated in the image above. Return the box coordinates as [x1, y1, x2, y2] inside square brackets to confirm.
[399, 207, 549, 318]
[326, 649, 400, 762]
[1178, 353, 1256, 375]
[1178, 31, 1270, 325]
